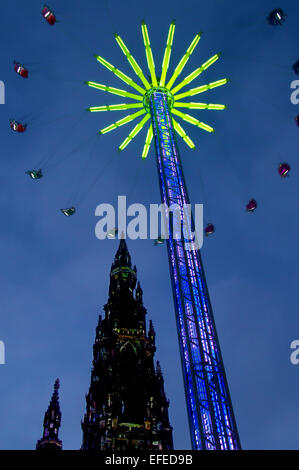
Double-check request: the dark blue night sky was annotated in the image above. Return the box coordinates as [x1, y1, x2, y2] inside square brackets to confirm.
[0, 0, 299, 450]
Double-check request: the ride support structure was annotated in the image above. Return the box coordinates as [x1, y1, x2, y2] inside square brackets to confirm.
[149, 88, 241, 450]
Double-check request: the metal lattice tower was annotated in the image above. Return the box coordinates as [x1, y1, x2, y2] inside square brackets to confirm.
[86, 21, 241, 450]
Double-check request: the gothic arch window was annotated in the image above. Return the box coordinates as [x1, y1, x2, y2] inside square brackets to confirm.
[120, 341, 137, 355]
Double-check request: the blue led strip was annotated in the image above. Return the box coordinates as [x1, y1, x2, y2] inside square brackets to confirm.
[149, 91, 241, 450]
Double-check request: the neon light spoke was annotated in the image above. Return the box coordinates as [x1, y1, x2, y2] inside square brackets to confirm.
[141, 21, 158, 87]
[88, 103, 143, 112]
[142, 125, 153, 159]
[160, 20, 176, 87]
[171, 54, 220, 94]
[166, 33, 202, 90]
[172, 108, 214, 133]
[95, 55, 145, 94]
[174, 79, 229, 101]
[173, 102, 226, 110]
[86, 81, 143, 101]
[114, 34, 151, 90]
[99, 110, 145, 134]
[119, 114, 150, 151]
[172, 119, 195, 149]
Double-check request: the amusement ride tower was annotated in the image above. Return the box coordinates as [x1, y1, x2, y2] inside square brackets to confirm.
[86, 21, 241, 450]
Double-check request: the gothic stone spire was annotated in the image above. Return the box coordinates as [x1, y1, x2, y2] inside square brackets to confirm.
[81, 240, 173, 450]
[36, 379, 62, 450]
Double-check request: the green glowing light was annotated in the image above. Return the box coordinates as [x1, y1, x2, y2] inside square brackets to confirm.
[114, 34, 151, 90]
[87, 22, 228, 154]
[86, 81, 143, 101]
[160, 21, 176, 87]
[88, 103, 143, 112]
[141, 21, 158, 87]
[174, 78, 229, 101]
[166, 32, 202, 90]
[173, 102, 226, 110]
[142, 125, 153, 159]
[95, 55, 145, 94]
[173, 119, 195, 148]
[171, 54, 220, 94]
[99, 110, 146, 135]
[119, 114, 150, 150]
[172, 108, 214, 133]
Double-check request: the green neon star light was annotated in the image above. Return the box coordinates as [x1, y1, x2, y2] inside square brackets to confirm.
[86, 20, 228, 158]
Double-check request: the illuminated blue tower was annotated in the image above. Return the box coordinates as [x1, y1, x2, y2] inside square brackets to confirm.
[149, 90, 240, 450]
[87, 21, 241, 450]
